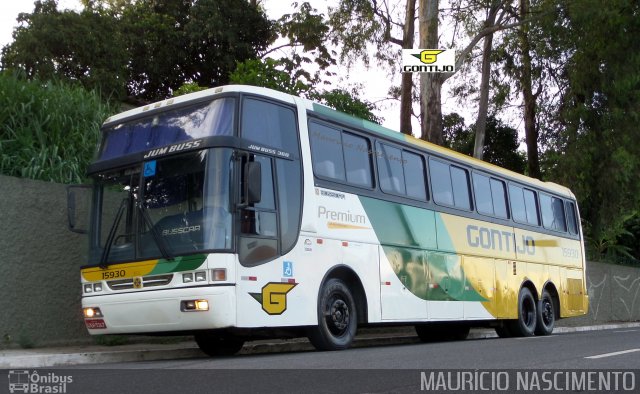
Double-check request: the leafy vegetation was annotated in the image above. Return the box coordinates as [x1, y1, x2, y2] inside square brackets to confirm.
[0, 72, 114, 183]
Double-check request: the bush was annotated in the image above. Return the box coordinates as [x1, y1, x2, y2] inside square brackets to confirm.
[0, 72, 114, 183]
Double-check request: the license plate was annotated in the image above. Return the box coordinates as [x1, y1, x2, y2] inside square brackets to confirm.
[85, 319, 107, 329]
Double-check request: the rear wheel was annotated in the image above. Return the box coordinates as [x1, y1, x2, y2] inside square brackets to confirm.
[195, 332, 245, 357]
[535, 289, 556, 336]
[308, 278, 358, 351]
[507, 287, 537, 337]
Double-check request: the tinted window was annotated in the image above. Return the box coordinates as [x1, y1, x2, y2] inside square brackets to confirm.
[490, 179, 508, 218]
[241, 98, 298, 154]
[277, 159, 302, 253]
[430, 159, 453, 206]
[378, 143, 406, 195]
[403, 151, 427, 200]
[509, 185, 527, 223]
[473, 173, 493, 215]
[309, 122, 345, 181]
[552, 197, 567, 232]
[523, 188, 539, 226]
[343, 133, 373, 188]
[566, 201, 578, 234]
[451, 166, 471, 210]
[540, 194, 554, 229]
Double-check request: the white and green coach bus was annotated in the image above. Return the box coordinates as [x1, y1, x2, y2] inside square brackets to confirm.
[68, 85, 588, 356]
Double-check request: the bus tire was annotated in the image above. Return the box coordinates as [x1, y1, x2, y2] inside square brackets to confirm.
[535, 289, 555, 336]
[194, 332, 245, 357]
[308, 278, 357, 351]
[507, 287, 537, 337]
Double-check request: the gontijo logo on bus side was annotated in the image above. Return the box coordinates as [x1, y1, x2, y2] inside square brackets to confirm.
[250, 282, 297, 315]
[402, 49, 455, 73]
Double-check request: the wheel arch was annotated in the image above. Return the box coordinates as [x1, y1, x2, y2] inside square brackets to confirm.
[319, 264, 369, 324]
[542, 280, 561, 319]
[521, 279, 539, 303]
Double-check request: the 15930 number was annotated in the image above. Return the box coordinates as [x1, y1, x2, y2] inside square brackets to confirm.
[102, 270, 126, 280]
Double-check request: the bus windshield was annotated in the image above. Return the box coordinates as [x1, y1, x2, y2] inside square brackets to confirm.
[89, 148, 233, 265]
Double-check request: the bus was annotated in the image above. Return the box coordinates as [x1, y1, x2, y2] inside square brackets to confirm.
[68, 85, 588, 356]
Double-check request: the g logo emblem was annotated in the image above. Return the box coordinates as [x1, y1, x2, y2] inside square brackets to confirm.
[249, 282, 297, 315]
[133, 277, 143, 289]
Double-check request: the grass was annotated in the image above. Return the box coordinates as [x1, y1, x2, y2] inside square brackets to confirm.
[0, 72, 115, 184]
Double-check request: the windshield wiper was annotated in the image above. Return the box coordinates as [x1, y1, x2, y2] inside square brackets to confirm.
[138, 203, 175, 261]
[99, 198, 128, 269]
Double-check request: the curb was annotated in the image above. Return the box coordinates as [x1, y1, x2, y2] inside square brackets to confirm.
[1, 322, 639, 368]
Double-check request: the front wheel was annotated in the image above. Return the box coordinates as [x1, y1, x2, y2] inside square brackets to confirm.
[194, 332, 245, 357]
[535, 289, 556, 335]
[507, 287, 537, 337]
[308, 278, 358, 351]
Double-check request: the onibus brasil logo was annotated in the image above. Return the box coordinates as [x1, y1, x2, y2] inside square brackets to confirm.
[402, 49, 455, 73]
[8, 370, 73, 393]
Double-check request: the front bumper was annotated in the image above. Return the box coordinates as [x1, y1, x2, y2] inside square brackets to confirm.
[82, 285, 236, 335]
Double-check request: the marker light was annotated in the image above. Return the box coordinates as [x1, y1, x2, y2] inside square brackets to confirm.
[182, 273, 194, 283]
[93, 283, 103, 292]
[195, 271, 207, 282]
[211, 269, 227, 281]
[84, 284, 93, 294]
[83, 307, 103, 318]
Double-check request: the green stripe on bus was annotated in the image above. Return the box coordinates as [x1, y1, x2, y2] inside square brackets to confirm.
[360, 197, 485, 302]
[149, 254, 207, 275]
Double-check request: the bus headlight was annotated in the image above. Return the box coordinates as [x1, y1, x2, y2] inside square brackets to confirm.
[181, 299, 209, 311]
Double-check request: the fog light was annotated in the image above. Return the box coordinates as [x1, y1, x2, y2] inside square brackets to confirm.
[182, 273, 194, 283]
[84, 284, 93, 294]
[211, 268, 227, 281]
[93, 283, 103, 292]
[195, 271, 207, 282]
[83, 307, 103, 318]
[181, 299, 209, 312]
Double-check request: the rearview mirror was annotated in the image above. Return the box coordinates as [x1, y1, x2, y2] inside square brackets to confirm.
[245, 161, 262, 205]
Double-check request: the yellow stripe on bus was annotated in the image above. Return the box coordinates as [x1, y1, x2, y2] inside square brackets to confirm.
[81, 259, 159, 282]
[327, 221, 370, 230]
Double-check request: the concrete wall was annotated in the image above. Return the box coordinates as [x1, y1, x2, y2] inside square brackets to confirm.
[0, 175, 639, 347]
[0, 175, 90, 348]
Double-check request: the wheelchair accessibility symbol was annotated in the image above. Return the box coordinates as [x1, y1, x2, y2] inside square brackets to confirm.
[283, 261, 293, 277]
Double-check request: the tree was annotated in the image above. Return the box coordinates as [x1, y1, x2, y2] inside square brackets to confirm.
[328, 0, 416, 134]
[1, 0, 128, 99]
[541, 0, 640, 260]
[1, 0, 273, 102]
[418, 0, 522, 146]
[230, 57, 381, 123]
[443, 113, 526, 173]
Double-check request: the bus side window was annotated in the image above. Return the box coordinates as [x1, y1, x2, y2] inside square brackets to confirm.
[309, 122, 346, 182]
[566, 201, 579, 235]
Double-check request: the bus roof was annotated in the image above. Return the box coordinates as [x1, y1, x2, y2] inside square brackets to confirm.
[103, 84, 574, 199]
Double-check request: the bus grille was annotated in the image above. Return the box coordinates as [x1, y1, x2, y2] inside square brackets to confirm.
[107, 274, 174, 290]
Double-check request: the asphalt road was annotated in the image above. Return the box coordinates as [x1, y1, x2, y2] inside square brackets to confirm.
[53, 328, 639, 393]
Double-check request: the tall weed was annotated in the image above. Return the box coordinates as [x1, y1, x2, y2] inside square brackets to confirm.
[0, 72, 115, 184]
